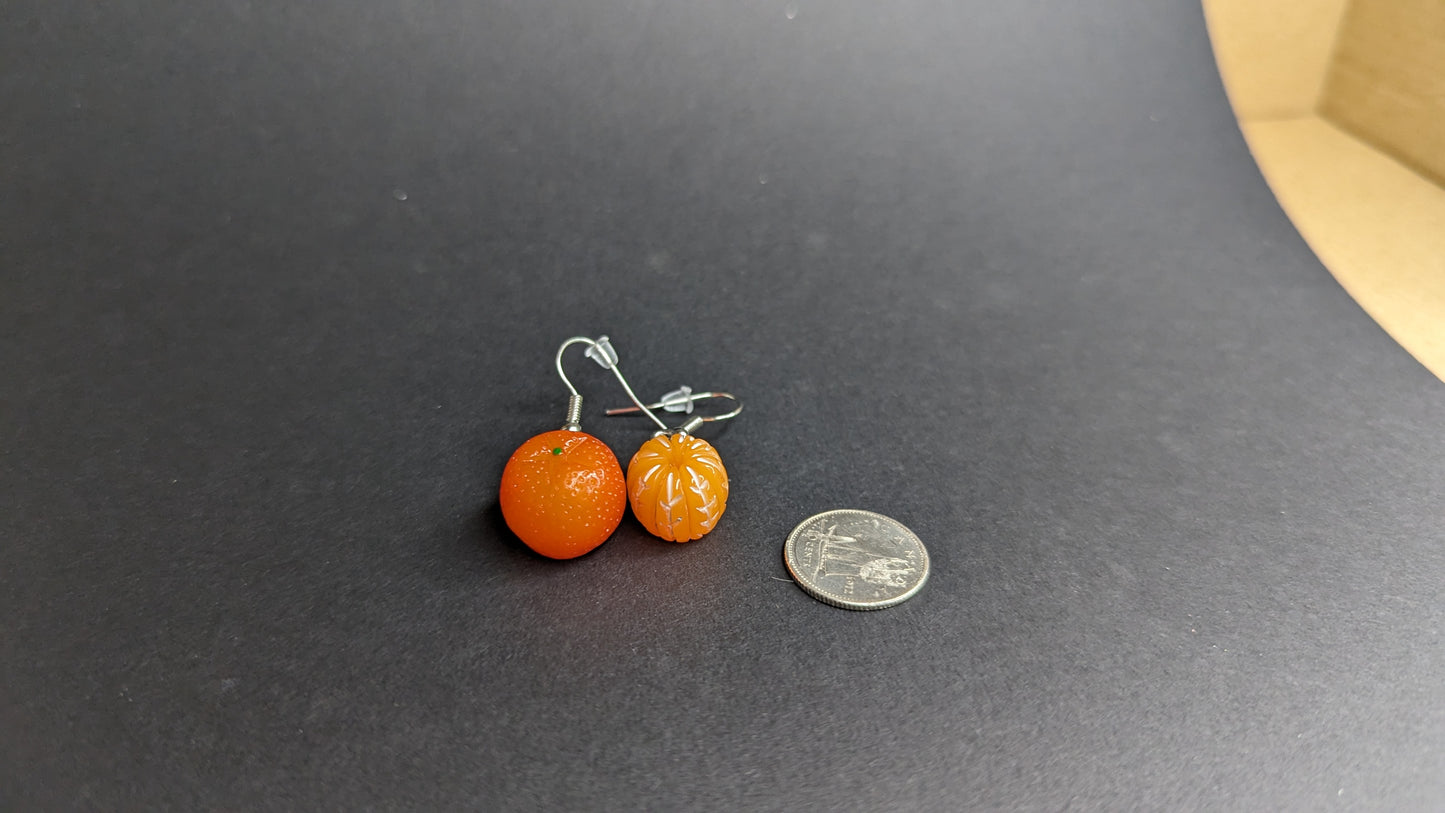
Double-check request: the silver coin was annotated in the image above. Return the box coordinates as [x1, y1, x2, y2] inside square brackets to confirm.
[783, 509, 929, 610]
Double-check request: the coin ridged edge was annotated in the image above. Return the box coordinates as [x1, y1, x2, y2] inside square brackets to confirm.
[783, 509, 930, 611]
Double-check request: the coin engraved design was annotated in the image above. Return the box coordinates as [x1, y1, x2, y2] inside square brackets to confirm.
[784, 509, 929, 610]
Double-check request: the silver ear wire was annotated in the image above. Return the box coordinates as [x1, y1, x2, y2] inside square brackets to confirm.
[606, 390, 743, 435]
[554, 335, 668, 432]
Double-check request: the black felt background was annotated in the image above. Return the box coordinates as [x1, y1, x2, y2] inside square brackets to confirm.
[3, 1, 1443, 809]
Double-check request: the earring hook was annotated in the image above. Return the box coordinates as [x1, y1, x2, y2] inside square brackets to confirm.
[554, 335, 669, 432]
[606, 389, 743, 435]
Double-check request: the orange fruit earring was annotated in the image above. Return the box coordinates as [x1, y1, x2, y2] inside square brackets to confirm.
[499, 336, 633, 560]
[606, 388, 743, 542]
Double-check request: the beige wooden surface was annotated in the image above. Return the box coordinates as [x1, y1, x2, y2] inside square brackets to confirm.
[1204, 0, 1445, 381]
[1322, 0, 1445, 188]
[1245, 117, 1445, 376]
[1203, 0, 1350, 117]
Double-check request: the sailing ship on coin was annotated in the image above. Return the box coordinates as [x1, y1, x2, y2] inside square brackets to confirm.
[802, 523, 918, 588]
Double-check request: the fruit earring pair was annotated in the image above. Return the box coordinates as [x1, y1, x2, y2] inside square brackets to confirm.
[498, 335, 742, 559]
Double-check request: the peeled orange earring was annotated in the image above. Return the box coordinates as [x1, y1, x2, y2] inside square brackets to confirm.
[606, 388, 743, 543]
[499, 335, 646, 560]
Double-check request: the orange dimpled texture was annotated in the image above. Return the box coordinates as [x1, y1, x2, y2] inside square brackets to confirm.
[626, 433, 729, 542]
[499, 430, 627, 559]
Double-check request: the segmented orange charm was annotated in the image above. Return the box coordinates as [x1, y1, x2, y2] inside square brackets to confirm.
[500, 429, 627, 559]
[626, 433, 729, 542]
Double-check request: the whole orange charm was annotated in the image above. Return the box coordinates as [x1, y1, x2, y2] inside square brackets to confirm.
[626, 433, 729, 542]
[500, 429, 627, 559]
